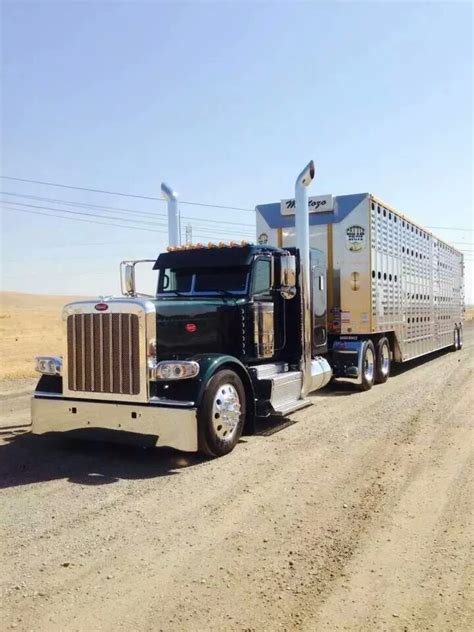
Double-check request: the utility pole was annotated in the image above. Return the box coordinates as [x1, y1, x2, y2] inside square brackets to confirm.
[185, 223, 193, 245]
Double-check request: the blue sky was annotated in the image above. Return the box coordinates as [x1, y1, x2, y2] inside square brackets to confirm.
[1, 1, 473, 300]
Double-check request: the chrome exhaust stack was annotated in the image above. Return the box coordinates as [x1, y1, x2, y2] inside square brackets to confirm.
[295, 160, 316, 396]
[161, 182, 181, 247]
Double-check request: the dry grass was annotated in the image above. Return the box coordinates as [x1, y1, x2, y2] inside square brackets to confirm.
[0, 292, 89, 380]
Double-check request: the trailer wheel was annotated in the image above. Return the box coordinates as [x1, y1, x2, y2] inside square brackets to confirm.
[375, 337, 391, 384]
[198, 369, 246, 457]
[359, 340, 376, 391]
[453, 325, 463, 351]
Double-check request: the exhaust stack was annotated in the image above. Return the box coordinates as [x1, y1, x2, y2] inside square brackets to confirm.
[295, 160, 316, 396]
[161, 182, 180, 247]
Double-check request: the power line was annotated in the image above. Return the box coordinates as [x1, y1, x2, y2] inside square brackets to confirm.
[0, 175, 256, 212]
[0, 191, 257, 229]
[0, 198, 255, 237]
[1, 205, 166, 233]
[0, 204, 255, 240]
[2, 199, 170, 228]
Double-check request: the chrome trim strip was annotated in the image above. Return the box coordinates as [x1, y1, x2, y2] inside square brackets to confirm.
[118, 314, 123, 394]
[90, 314, 95, 391]
[81, 314, 85, 391]
[108, 312, 113, 392]
[99, 315, 104, 392]
[128, 313, 133, 392]
[71, 317, 76, 389]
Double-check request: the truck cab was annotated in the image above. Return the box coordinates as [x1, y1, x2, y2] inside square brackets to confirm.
[31, 161, 333, 457]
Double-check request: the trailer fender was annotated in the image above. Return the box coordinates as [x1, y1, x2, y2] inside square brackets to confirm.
[331, 340, 364, 382]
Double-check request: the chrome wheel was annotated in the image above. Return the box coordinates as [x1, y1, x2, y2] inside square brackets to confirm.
[211, 383, 241, 440]
[364, 347, 375, 383]
[380, 343, 390, 377]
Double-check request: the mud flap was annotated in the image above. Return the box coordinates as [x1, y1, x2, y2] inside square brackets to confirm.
[331, 340, 364, 382]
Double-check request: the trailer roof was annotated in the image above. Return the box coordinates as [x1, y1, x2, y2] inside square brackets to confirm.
[256, 192, 462, 257]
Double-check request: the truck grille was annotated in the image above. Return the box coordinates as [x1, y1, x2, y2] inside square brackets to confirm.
[67, 313, 140, 395]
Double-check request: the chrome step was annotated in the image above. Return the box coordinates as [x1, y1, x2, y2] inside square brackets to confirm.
[270, 370, 304, 415]
[250, 362, 289, 380]
[272, 398, 312, 416]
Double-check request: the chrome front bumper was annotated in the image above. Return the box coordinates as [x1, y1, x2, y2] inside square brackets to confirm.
[31, 396, 198, 452]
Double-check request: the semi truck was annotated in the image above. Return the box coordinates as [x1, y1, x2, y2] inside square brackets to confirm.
[31, 161, 464, 457]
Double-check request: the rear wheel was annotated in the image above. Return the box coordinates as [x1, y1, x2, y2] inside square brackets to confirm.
[452, 326, 460, 351]
[198, 369, 246, 457]
[359, 340, 376, 391]
[375, 337, 391, 384]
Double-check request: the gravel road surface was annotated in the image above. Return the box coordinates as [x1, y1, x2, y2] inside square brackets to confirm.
[1, 327, 473, 631]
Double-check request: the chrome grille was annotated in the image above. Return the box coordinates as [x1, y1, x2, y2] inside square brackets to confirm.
[67, 313, 140, 395]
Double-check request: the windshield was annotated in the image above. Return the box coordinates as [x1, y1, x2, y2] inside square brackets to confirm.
[157, 266, 249, 296]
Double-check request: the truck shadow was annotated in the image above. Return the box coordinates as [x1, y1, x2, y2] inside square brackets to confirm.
[315, 346, 455, 396]
[0, 430, 206, 490]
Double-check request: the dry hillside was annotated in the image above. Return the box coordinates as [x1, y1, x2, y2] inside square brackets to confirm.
[0, 292, 89, 379]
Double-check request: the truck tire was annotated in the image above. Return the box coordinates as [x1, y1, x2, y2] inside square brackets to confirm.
[359, 340, 376, 391]
[198, 369, 246, 457]
[452, 326, 460, 351]
[453, 325, 463, 351]
[375, 337, 391, 384]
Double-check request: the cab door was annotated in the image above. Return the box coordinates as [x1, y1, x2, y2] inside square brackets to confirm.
[311, 249, 328, 354]
[252, 257, 275, 359]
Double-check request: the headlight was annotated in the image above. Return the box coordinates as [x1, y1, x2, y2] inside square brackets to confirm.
[35, 356, 62, 376]
[149, 360, 199, 381]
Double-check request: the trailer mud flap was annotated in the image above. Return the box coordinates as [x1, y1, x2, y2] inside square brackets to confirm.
[331, 340, 364, 382]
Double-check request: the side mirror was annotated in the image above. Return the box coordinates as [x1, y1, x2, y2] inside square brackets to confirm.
[121, 262, 136, 296]
[120, 260, 155, 298]
[279, 254, 297, 299]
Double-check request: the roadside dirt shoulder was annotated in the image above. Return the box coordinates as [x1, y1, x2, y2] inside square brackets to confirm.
[1, 328, 472, 631]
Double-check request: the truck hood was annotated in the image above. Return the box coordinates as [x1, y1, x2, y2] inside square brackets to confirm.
[154, 298, 244, 360]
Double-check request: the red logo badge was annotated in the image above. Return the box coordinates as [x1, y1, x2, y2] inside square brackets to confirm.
[95, 303, 109, 311]
[185, 323, 197, 333]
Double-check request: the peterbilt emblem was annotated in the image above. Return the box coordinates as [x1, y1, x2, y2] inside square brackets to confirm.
[94, 303, 109, 311]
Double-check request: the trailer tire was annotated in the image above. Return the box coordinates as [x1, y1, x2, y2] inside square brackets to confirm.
[453, 325, 463, 351]
[375, 337, 391, 384]
[197, 369, 246, 458]
[359, 340, 376, 391]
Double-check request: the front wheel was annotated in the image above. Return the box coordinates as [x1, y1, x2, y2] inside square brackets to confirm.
[198, 369, 246, 457]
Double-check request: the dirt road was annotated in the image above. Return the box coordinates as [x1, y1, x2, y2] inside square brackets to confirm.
[1, 328, 473, 632]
